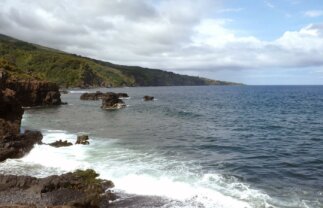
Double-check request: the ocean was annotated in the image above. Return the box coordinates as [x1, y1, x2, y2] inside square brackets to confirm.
[0, 86, 322, 208]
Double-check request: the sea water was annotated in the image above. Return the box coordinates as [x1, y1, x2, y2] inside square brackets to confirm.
[1, 86, 322, 208]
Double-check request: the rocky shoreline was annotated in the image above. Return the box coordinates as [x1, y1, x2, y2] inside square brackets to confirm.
[0, 68, 116, 207]
[0, 169, 116, 208]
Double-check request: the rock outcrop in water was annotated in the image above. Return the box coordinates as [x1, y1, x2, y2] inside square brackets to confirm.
[80, 91, 129, 101]
[49, 140, 73, 148]
[76, 135, 90, 145]
[0, 169, 116, 207]
[101, 93, 126, 109]
[80, 91, 105, 100]
[143, 95, 154, 101]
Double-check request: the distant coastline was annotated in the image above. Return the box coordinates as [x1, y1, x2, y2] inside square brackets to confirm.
[0, 33, 240, 89]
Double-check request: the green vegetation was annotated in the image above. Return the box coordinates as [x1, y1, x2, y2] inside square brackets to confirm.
[0, 34, 239, 87]
[73, 169, 102, 185]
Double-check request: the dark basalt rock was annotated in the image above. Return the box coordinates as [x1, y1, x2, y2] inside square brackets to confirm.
[0, 88, 43, 162]
[75, 135, 90, 145]
[143, 95, 154, 101]
[101, 93, 126, 109]
[80, 91, 104, 100]
[5, 79, 63, 107]
[1, 68, 64, 107]
[0, 130, 43, 162]
[0, 88, 24, 138]
[49, 140, 73, 148]
[80, 91, 129, 101]
[0, 81, 43, 162]
[0, 169, 116, 207]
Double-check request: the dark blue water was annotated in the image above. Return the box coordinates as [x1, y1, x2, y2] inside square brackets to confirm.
[1, 86, 322, 208]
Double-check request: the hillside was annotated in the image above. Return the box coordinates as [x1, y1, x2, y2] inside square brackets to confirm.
[0, 34, 239, 88]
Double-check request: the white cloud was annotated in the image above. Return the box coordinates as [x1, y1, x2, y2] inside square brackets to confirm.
[304, 10, 323, 17]
[264, 0, 275, 9]
[0, 0, 323, 78]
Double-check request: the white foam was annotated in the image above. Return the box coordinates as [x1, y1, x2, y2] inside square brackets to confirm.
[0, 130, 277, 208]
[19, 131, 91, 171]
[69, 90, 90, 94]
[120, 97, 131, 100]
[110, 174, 253, 208]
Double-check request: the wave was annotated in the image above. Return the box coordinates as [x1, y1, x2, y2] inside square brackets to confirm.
[68, 90, 90, 94]
[0, 130, 274, 208]
[0, 130, 314, 208]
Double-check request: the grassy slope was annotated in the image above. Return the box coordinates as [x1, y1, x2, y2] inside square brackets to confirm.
[0, 34, 239, 87]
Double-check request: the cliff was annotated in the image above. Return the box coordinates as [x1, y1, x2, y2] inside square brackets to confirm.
[1, 68, 63, 107]
[0, 68, 63, 161]
[0, 86, 42, 162]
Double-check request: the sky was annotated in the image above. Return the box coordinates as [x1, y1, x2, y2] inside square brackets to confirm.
[0, 0, 323, 85]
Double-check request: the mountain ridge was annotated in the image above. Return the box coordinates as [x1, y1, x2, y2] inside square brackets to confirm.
[0, 33, 240, 88]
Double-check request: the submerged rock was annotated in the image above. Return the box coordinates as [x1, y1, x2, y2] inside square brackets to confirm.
[49, 140, 73, 148]
[101, 93, 126, 109]
[75, 135, 90, 145]
[143, 95, 154, 101]
[0, 169, 116, 207]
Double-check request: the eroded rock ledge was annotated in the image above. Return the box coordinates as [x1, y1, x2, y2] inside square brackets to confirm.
[1, 69, 64, 107]
[0, 169, 116, 208]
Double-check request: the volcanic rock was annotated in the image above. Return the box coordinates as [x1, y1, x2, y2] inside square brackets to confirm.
[80, 91, 104, 100]
[80, 91, 128, 101]
[101, 93, 126, 109]
[0, 85, 42, 162]
[143, 95, 154, 101]
[0, 169, 116, 207]
[4, 79, 63, 107]
[0, 88, 24, 138]
[0, 130, 43, 162]
[75, 135, 90, 145]
[49, 140, 73, 148]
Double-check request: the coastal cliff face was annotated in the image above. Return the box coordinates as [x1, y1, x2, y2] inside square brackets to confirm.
[0, 88, 23, 138]
[0, 69, 50, 161]
[0, 87, 43, 162]
[1, 68, 63, 107]
[5, 78, 63, 107]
